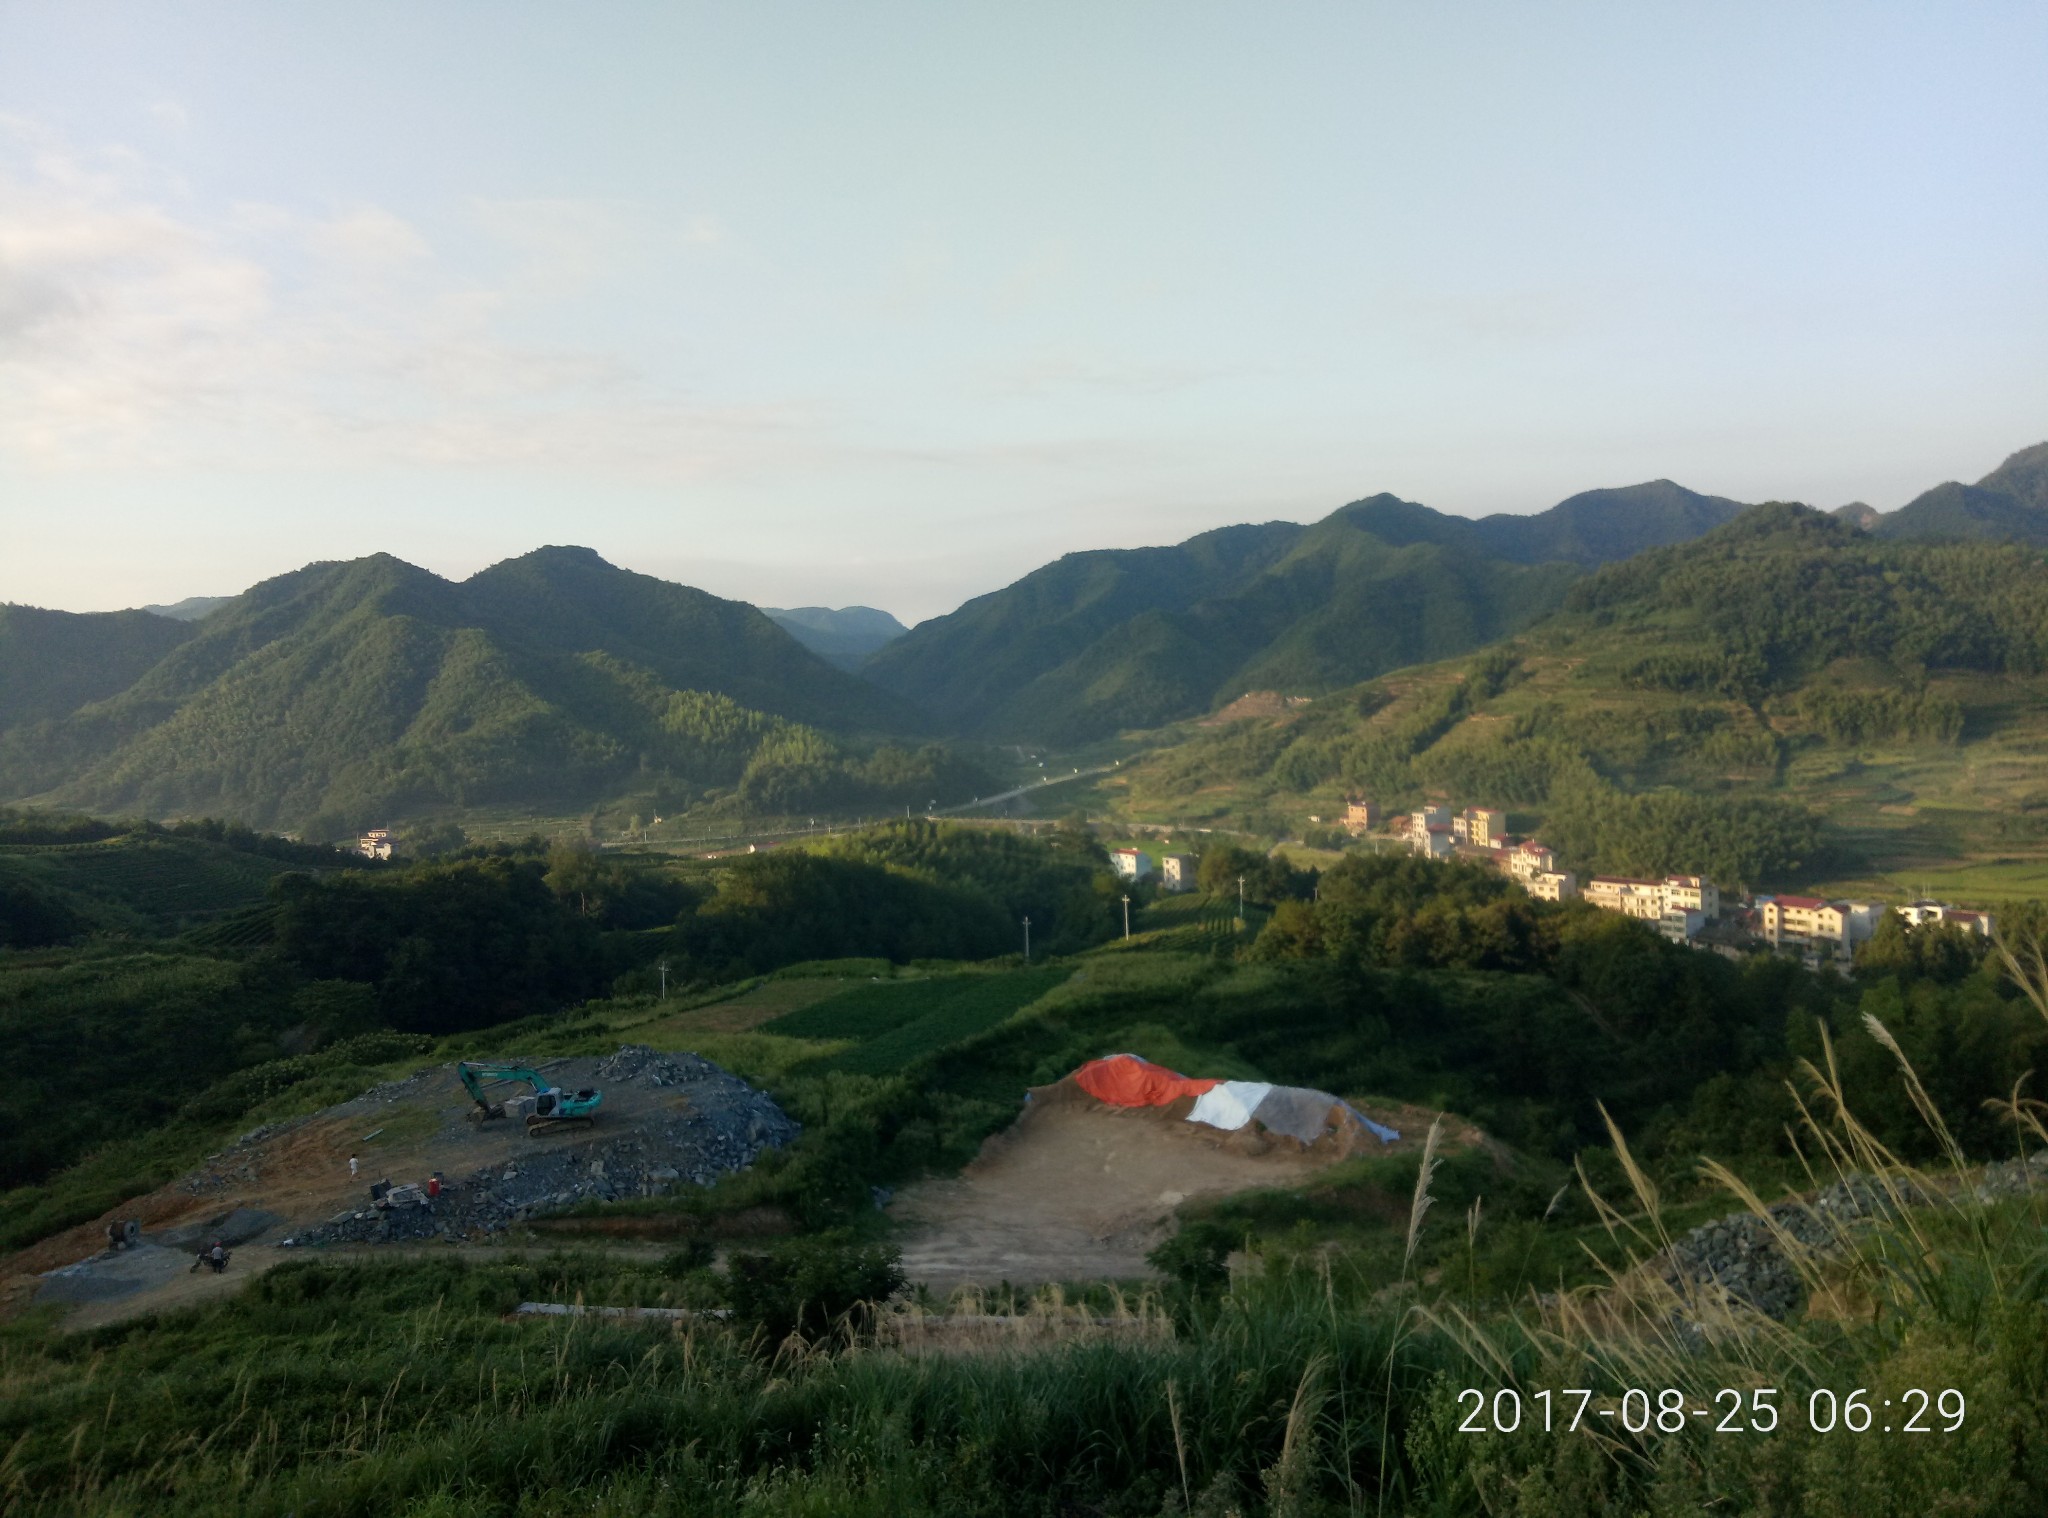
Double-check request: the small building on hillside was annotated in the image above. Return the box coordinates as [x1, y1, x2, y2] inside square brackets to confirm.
[1454, 807, 1507, 849]
[1413, 825, 1455, 859]
[1525, 869, 1578, 902]
[1110, 848, 1155, 882]
[1757, 896, 1882, 960]
[1661, 875, 1720, 918]
[1343, 798, 1379, 835]
[1160, 854, 1198, 893]
[1584, 876, 1667, 922]
[1658, 907, 1706, 943]
[357, 829, 394, 861]
[1506, 840, 1557, 880]
[1899, 900, 1997, 937]
[1411, 804, 1452, 834]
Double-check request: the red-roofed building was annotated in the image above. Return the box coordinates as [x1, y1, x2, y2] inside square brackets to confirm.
[1759, 896, 1882, 960]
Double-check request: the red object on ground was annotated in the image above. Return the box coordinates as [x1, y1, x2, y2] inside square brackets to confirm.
[1072, 1054, 1218, 1108]
[426, 1176, 441, 1198]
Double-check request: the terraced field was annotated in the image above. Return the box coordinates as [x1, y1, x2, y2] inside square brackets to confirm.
[3, 837, 294, 920]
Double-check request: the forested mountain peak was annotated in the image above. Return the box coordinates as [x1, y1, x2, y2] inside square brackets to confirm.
[863, 478, 1749, 743]
[1474, 479, 1747, 565]
[1978, 439, 2048, 510]
[0, 546, 928, 831]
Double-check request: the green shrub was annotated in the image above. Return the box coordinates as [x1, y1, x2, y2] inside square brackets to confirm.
[724, 1236, 906, 1345]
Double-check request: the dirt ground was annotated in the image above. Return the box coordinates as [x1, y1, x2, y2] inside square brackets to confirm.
[888, 1091, 1452, 1290]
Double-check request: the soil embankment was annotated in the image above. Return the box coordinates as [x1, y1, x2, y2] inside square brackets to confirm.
[889, 1086, 1452, 1289]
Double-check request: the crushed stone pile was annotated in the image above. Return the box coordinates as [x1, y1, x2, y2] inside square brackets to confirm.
[1972, 1148, 2048, 1202]
[288, 1047, 799, 1247]
[1659, 1175, 1938, 1320]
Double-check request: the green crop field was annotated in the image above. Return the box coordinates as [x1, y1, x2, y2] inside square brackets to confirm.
[13, 836, 294, 919]
[767, 967, 1069, 1076]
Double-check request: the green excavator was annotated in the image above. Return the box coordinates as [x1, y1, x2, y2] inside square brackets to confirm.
[457, 1062, 602, 1135]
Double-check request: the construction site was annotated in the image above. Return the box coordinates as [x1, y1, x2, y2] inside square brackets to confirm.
[8, 1021, 1440, 1327]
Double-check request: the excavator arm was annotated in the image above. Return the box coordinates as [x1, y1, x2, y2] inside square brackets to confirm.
[455, 1061, 601, 1131]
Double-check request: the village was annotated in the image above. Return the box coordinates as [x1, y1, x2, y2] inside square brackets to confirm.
[1107, 797, 1996, 973]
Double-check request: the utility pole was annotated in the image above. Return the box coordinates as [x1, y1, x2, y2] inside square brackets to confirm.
[1237, 874, 1246, 928]
[657, 959, 670, 1001]
[1121, 894, 1131, 939]
[1023, 915, 1032, 962]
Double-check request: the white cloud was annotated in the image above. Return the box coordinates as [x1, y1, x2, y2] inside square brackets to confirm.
[0, 120, 769, 479]
[306, 205, 431, 268]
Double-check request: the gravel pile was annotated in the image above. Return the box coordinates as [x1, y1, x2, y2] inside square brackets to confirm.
[288, 1047, 799, 1247]
[1973, 1148, 2048, 1200]
[1658, 1175, 1932, 1320]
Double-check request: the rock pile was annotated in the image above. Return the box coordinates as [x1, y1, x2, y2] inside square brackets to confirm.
[288, 1048, 799, 1247]
[1972, 1148, 2048, 1202]
[1658, 1176, 1928, 1320]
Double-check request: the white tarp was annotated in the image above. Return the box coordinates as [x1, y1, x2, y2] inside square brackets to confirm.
[1187, 1081, 1274, 1132]
[1186, 1081, 1403, 1145]
[1247, 1086, 1346, 1144]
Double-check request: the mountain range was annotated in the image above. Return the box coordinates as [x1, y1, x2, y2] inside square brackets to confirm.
[7, 440, 2046, 837]
[1, 548, 920, 833]
[862, 480, 1748, 743]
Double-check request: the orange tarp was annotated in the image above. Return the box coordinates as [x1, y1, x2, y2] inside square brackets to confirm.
[1072, 1055, 1218, 1108]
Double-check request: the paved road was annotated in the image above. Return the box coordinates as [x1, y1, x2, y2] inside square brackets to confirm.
[934, 762, 1121, 815]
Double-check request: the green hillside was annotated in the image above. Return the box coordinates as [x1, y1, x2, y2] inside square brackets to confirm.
[1101, 503, 2048, 896]
[0, 605, 196, 731]
[0, 549, 953, 836]
[866, 483, 1744, 744]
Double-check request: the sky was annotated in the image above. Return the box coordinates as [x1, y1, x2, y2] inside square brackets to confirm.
[3, 4, 2046, 625]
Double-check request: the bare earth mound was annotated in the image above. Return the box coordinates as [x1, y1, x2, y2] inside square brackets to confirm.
[890, 1086, 1442, 1290]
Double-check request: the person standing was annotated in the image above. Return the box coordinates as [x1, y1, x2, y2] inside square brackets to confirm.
[349, 1154, 359, 1178]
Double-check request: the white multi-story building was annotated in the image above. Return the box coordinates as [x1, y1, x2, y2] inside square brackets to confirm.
[1583, 876, 1669, 922]
[1506, 841, 1557, 880]
[1585, 873, 1723, 924]
[1110, 848, 1154, 882]
[357, 828, 395, 861]
[1456, 807, 1507, 849]
[1526, 870, 1579, 902]
[1757, 896, 1880, 957]
[1660, 875, 1720, 919]
[1659, 908, 1706, 943]
[1413, 825, 1455, 859]
[1159, 854, 1198, 893]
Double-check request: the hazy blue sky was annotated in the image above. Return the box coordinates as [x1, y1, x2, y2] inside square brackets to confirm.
[4, 4, 2045, 622]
